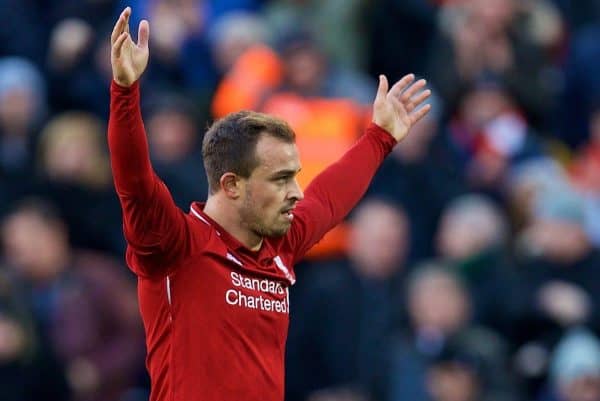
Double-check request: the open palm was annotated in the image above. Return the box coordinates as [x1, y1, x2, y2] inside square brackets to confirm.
[372, 74, 431, 142]
[110, 7, 149, 87]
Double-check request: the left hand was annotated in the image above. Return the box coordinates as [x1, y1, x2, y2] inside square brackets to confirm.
[372, 74, 431, 142]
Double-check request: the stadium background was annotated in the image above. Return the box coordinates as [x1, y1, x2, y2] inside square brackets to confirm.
[0, 0, 600, 400]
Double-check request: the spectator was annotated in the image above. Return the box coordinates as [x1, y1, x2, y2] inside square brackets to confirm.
[34, 112, 124, 256]
[511, 189, 600, 393]
[143, 94, 209, 209]
[369, 91, 466, 261]
[263, 0, 369, 70]
[115, 0, 264, 94]
[383, 264, 518, 401]
[436, 194, 519, 334]
[209, 11, 270, 75]
[46, 18, 112, 116]
[425, 342, 485, 401]
[443, 78, 542, 195]
[427, 0, 557, 125]
[286, 199, 410, 401]
[0, 266, 70, 401]
[1, 199, 145, 401]
[0, 57, 46, 216]
[538, 328, 600, 401]
[504, 157, 570, 232]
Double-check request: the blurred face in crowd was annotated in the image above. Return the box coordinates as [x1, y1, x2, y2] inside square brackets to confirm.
[348, 201, 409, 279]
[466, 0, 516, 34]
[284, 45, 326, 93]
[1, 209, 68, 282]
[40, 113, 110, 188]
[560, 375, 600, 401]
[0, 88, 37, 136]
[148, 109, 196, 162]
[522, 219, 590, 263]
[437, 201, 504, 261]
[238, 134, 303, 238]
[215, 35, 255, 72]
[211, 15, 267, 73]
[427, 362, 480, 401]
[48, 18, 94, 71]
[459, 87, 512, 131]
[409, 270, 470, 334]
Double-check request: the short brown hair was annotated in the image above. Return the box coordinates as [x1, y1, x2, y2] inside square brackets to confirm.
[202, 111, 296, 193]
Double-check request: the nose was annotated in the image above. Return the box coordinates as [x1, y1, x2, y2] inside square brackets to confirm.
[289, 178, 304, 201]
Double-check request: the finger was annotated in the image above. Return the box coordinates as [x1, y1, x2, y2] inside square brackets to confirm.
[388, 74, 415, 98]
[408, 89, 431, 111]
[124, 7, 131, 35]
[400, 79, 427, 102]
[138, 19, 149, 49]
[375, 75, 388, 103]
[410, 104, 432, 125]
[111, 8, 129, 44]
[112, 31, 129, 59]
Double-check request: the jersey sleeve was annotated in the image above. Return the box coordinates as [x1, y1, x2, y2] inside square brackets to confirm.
[108, 80, 201, 277]
[284, 123, 396, 263]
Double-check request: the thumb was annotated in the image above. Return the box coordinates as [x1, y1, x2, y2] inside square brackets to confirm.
[375, 74, 388, 103]
[138, 19, 149, 49]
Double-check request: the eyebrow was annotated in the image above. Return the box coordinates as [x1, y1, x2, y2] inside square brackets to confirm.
[270, 168, 301, 179]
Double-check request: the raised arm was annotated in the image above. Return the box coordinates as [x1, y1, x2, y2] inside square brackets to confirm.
[108, 8, 190, 276]
[109, 7, 151, 195]
[286, 74, 431, 261]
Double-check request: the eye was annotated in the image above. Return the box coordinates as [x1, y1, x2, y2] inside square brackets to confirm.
[274, 175, 290, 182]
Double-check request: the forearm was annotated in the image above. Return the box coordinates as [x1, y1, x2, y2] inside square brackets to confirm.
[108, 80, 154, 197]
[303, 123, 396, 227]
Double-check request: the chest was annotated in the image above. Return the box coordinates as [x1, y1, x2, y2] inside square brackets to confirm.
[168, 249, 293, 341]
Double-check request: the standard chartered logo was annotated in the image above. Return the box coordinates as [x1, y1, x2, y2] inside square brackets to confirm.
[226, 272, 289, 313]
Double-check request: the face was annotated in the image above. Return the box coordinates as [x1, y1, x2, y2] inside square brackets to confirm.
[239, 134, 303, 238]
[409, 272, 470, 334]
[348, 202, 409, 279]
[460, 88, 511, 130]
[428, 363, 479, 401]
[0, 88, 36, 134]
[285, 47, 325, 92]
[525, 220, 589, 262]
[1, 211, 67, 281]
[45, 132, 97, 182]
[148, 110, 196, 162]
[436, 208, 502, 261]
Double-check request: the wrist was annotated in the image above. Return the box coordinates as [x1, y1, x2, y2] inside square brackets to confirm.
[111, 79, 139, 93]
[112, 77, 135, 88]
[367, 122, 397, 152]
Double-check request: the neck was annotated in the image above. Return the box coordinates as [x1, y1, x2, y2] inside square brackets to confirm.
[204, 195, 263, 251]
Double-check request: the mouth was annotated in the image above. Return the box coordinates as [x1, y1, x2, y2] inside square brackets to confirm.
[280, 207, 295, 222]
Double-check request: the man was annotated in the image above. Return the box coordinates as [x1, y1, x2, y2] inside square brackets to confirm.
[108, 7, 431, 401]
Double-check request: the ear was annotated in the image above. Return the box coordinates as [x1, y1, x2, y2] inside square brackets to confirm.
[219, 173, 242, 199]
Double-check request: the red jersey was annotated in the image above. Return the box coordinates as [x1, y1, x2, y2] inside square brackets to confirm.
[108, 81, 395, 401]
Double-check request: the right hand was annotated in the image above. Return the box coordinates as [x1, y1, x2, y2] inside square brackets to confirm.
[110, 7, 149, 87]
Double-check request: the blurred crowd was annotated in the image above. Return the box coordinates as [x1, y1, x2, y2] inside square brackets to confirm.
[0, 0, 600, 400]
